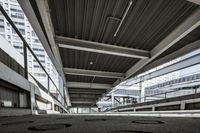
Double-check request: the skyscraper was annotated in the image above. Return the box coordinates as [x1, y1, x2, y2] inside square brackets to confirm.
[0, 0, 59, 92]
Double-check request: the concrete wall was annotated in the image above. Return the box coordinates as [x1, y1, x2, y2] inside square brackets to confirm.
[0, 62, 67, 116]
[0, 36, 67, 116]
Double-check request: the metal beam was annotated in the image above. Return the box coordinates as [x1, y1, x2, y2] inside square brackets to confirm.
[125, 53, 200, 85]
[70, 94, 101, 98]
[64, 68, 124, 79]
[66, 82, 112, 90]
[56, 36, 150, 59]
[70, 97, 98, 101]
[18, 0, 71, 106]
[18, 0, 63, 78]
[187, 0, 200, 5]
[136, 40, 200, 75]
[71, 101, 96, 104]
[125, 8, 200, 79]
[69, 91, 104, 95]
[68, 88, 106, 93]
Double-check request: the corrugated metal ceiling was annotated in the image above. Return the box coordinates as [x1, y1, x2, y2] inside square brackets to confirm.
[66, 74, 117, 84]
[153, 26, 200, 63]
[49, 0, 198, 50]
[45, 0, 199, 107]
[60, 48, 139, 73]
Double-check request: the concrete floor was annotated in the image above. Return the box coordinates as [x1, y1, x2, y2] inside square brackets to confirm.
[0, 114, 200, 133]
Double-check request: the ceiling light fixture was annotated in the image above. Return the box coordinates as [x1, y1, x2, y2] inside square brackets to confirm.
[89, 61, 93, 65]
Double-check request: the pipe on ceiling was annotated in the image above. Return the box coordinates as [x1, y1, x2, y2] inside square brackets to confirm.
[114, 0, 133, 37]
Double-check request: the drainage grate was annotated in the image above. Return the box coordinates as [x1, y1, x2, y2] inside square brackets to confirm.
[132, 120, 164, 124]
[84, 118, 107, 122]
[28, 123, 72, 131]
[1, 121, 34, 126]
[109, 130, 153, 133]
[56, 117, 73, 120]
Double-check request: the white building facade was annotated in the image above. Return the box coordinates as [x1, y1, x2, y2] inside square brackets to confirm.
[0, 0, 59, 92]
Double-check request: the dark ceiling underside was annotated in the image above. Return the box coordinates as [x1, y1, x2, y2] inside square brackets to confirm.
[40, 0, 199, 107]
[140, 26, 200, 73]
[49, 0, 198, 50]
[59, 48, 139, 73]
[66, 74, 117, 84]
[68, 87, 107, 107]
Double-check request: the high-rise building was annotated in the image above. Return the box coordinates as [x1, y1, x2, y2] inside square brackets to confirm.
[0, 0, 59, 92]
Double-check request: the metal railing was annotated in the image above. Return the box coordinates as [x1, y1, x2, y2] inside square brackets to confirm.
[0, 5, 65, 107]
[141, 85, 200, 103]
[145, 73, 200, 91]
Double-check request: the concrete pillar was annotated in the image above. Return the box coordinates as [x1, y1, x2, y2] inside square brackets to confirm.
[140, 80, 146, 102]
[51, 102, 54, 111]
[180, 102, 185, 110]
[30, 83, 36, 115]
[111, 92, 114, 107]
[152, 105, 155, 111]
[19, 91, 25, 108]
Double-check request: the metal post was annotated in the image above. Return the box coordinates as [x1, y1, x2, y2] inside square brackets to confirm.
[47, 76, 50, 93]
[23, 44, 28, 79]
[63, 85, 66, 107]
[139, 81, 142, 102]
[194, 87, 197, 94]
[164, 92, 167, 99]
[111, 92, 114, 107]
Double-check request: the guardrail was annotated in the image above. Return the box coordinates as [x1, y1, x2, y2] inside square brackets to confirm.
[146, 73, 200, 90]
[0, 5, 65, 107]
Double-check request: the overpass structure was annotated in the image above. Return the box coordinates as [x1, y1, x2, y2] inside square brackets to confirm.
[1, 0, 200, 132]
[15, 0, 200, 107]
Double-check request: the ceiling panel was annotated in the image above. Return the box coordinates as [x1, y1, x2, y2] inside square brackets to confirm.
[49, 0, 198, 50]
[66, 74, 117, 84]
[59, 48, 139, 73]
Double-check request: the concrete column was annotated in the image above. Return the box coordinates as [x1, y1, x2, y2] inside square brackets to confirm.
[180, 102, 185, 110]
[51, 102, 54, 111]
[140, 80, 146, 102]
[111, 92, 114, 107]
[19, 91, 27, 108]
[30, 83, 36, 115]
[152, 105, 155, 111]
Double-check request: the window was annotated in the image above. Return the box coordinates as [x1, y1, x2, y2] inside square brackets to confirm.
[31, 31, 36, 36]
[7, 35, 11, 39]
[33, 39, 40, 43]
[19, 28, 25, 35]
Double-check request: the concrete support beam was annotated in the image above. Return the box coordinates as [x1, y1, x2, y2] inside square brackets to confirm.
[30, 83, 36, 115]
[56, 36, 150, 59]
[66, 82, 112, 90]
[64, 68, 124, 79]
[136, 40, 200, 75]
[125, 8, 200, 79]
[69, 88, 106, 93]
[180, 102, 186, 110]
[187, 0, 200, 5]
[69, 91, 104, 95]
[71, 101, 96, 104]
[18, 0, 70, 106]
[125, 53, 200, 85]
[70, 97, 98, 101]
[18, 0, 63, 77]
[35, 0, 63, 71]
[70, 94, 101, 98]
